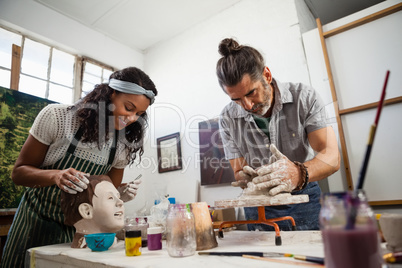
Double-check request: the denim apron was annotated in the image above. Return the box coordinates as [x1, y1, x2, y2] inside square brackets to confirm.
[244, 182, 322, 231]
[1, 127, 117, 268]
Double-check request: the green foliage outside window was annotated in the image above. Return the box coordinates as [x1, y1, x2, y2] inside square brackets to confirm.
[0, 87, 55, 208]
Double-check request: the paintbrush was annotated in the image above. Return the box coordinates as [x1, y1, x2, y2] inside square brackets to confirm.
[243, 255, 324, 267]
[346, 70, 390, 230]
[293, 255, 324, 265]
[356, 70, 389, 190]
[199, 252, 324, 265]
[198, 251, 292, 257]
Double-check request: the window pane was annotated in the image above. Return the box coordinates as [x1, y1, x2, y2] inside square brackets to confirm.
[48, 83, 72, 104]
[50, 49, 74, 86]
[21, 38, 50, 79]
[19, 74, 47, 99]
[102, 69, 113, 83]
[0, 28, 22, 69]
[81, 81, 95, 98]
[0, 69, 11, 88]
[83, 72, 101, 85]
[81, 61, 112, 99]
[84, 62, 102, 77]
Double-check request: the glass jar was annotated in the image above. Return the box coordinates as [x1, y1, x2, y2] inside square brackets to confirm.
[320, 191, 383, 268]
[166, 204, 196, 257]
[125, 216, 149, 247]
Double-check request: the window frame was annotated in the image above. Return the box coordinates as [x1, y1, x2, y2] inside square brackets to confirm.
[0, 25, 115, 103]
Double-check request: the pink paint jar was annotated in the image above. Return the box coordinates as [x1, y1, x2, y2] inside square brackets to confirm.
[147, 227, 162, 250]
[320, 191, 382, 268]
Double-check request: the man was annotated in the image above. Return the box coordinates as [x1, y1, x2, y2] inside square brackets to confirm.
[216, 38, 340, 231]
[60, 175, 125, 248]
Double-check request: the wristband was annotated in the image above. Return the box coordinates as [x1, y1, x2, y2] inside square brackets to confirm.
[293, 161, 309, 191]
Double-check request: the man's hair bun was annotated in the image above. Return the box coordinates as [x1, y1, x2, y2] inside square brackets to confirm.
[218, 38, 241, 57]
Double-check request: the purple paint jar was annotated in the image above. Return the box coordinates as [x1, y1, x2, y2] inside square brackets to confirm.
[147, 227, 162, 251]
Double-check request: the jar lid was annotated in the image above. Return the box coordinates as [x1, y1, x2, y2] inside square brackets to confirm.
[126, 230, 141, 238]
[147, 227, 162, 234]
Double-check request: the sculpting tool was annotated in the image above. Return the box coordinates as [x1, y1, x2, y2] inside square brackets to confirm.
[132, 174, 142, 182]
[122, 174, 142, 193]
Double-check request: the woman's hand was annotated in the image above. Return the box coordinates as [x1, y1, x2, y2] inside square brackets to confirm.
[117, 179, 142, 202]
[53, 168, 90, 194]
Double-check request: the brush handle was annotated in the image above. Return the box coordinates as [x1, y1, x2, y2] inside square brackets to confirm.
[294, 255, 325, 265]
[356, 70, 389, 190]
[199, 251, 263, 257]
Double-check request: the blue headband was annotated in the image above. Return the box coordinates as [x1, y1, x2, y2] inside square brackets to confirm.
[108, 78, 155, 105]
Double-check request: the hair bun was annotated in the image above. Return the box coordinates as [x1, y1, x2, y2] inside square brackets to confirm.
[218, 38, 241, 57]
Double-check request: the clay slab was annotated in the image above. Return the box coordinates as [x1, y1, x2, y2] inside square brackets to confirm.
[215, 193, 309, 208]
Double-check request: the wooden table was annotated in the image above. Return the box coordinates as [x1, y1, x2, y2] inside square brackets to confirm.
[27, 231, 327, 268]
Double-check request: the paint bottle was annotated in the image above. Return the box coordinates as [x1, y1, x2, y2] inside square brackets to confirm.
[125, 230, 142, 256]
[147, 227, 163, 250]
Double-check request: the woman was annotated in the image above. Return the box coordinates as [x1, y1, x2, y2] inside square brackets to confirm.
[1, 67, 157, 267]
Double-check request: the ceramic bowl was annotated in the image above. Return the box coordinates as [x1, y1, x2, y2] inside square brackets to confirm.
[379, 213, 402, 252]
[84, 233, 116, 251]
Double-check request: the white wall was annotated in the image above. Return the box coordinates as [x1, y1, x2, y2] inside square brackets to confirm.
[302, 0, 402, 214]
[124, 0, 314, 215]
[0, 0, 334, 216]
[302, 0, 402, 193]
[0, 0, 144, 70]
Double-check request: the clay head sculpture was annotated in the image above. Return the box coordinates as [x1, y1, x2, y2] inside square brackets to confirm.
[61, 175, 125, 248]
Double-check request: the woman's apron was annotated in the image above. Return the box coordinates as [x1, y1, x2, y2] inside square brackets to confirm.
[1, 127, 117, 268]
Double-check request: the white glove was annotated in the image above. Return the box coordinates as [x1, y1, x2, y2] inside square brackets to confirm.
[252, 144, 299, 196]
[117, 179, 142, 202]
[58, 169, 90, 194]
[232, 165, 258, 188]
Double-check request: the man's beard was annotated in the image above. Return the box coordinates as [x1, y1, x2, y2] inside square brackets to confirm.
[246, 102, 270, 117]
[246, 82, 272, 117]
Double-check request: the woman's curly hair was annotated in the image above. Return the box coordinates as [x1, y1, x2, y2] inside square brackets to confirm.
[70, 67, 158, 165]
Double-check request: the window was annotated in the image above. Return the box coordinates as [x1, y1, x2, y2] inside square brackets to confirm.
[0, 26, 114, 104]
[0, 27, 22, 88]
[19, 38, 75, 103]
[81, 61, 113, 98]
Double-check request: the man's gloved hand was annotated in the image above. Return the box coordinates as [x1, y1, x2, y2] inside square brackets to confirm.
[117, 179, 142, 202]
[252, 144, 300, 196]
[232, 165, 258, 188]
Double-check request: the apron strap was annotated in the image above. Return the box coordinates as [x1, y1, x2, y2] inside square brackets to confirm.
[107, 130, 118, 165]
[67, 127, 83, 154]
[67, 127, 118, 166]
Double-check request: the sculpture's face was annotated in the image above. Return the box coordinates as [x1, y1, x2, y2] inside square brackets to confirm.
[91, 181, 125, 232]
